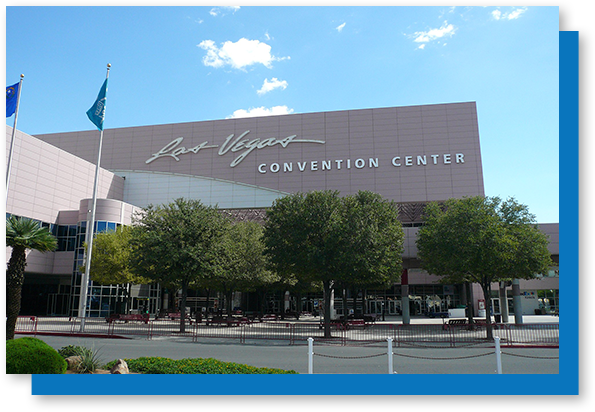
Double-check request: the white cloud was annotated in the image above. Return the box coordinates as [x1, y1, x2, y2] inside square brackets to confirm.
[198, 38, 289, 70]
[227, 106, 294, 119]
[336, 22, 346, 32]
[507, 7, 527, 20]
[418, 44, 426, 50]
[210, 6, 240, 17]
[412, 21, 456, 44]
[492, 7, 528, 21]
[257, 78, 288, 95]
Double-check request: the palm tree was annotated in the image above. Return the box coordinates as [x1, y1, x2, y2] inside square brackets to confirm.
[6, 216, 57, 340]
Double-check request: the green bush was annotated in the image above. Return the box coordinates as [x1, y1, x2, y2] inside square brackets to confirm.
[104, 357, 297, 374]
[58, 345, 102, 373]
[6, 337, 67, 374]
[58, 345, 85, 358]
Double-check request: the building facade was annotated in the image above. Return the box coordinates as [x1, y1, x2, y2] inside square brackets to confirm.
[6, 102, 559, 318]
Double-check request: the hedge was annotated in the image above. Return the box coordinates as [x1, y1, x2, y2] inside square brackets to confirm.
[104, 357, 297, 374]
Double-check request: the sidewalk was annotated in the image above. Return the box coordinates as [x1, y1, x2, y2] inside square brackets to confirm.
[301, 314, 560, 325]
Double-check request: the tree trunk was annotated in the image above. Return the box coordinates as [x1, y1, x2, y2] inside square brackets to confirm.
[259, 290, 267, 317]
[6, 246, 27, 340]
[480, 280, 494, 340]
[205, 288, 211, 314]
[296, 291, 302, 319]
[226, 289, 234, 317]
[180, 283, 188, 334]
[465, 282, 474, 325]
[342, 287, 348, 320]
[322, 280, 334, 338]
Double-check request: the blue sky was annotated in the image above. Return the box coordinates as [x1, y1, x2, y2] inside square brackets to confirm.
[6, 5, 560, 223]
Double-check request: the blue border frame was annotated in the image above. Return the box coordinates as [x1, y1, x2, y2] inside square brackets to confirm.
[31, 31, 579, 395]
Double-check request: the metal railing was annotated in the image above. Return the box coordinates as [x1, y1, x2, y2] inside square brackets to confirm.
[15, 316, 559, 347]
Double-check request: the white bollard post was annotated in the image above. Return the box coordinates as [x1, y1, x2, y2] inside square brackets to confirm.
[494, 336, 502, 374]
[387, 338, 394, 374]
[308, 337, 314, 374]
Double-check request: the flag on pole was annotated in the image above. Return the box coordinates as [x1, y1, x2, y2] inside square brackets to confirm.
[6, 82, 20, 117]
[86, 79, 108, 130]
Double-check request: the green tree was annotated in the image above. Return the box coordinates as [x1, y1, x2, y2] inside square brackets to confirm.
[86, 225, 151, 314]
[212, 221, 272, 316]
[129, 198, 229, 333]
[416, 196, 552, 340]
[264, 190, 404, 337]
[338, 191, 404, 288]
[6, 216, 57, 340]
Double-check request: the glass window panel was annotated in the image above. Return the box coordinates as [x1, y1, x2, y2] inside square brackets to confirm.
[108, 222, 117, 232]
[58, 225, 68, 237]
[97, 221, 107, 233]
[67, 238, 76, 251]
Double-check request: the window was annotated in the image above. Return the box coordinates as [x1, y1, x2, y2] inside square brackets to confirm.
[56, 224, 78, 251]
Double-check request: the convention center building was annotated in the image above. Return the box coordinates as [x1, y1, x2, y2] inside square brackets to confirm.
[6, 101, 559, 319]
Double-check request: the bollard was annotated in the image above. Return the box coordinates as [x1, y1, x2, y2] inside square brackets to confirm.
[387, 338, 394, 374]
[308, 337, 314, 374]
[494, 336, 502, 374]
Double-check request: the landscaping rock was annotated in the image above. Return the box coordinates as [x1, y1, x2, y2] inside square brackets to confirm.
[109, 359, 129, 374]
[65, 356, 82, 371]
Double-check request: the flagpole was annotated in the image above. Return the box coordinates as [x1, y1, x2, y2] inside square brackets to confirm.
[6, 74, 24, 205]
[79, 64, 110, 331]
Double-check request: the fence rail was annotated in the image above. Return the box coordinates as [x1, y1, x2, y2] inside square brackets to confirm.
[15, 316, 559, 347]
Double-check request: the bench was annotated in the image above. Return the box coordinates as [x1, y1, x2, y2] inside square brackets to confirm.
[427, 311, 449, 318]
[471, 319, 500, 329]
[280, 312, 300, 320]
[442, 318, 467, 330]
[206, 316, 251, 327]
[443, 318, 500, 330]
[345, 319, 366, 330]
[449, 319, 467, 325]
[106, 314, 149, 324]
[361, 314, 378, 323]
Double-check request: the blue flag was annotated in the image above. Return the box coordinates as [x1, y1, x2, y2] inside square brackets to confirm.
[86, 79, 108, 131]
[6, 82, 19, 117]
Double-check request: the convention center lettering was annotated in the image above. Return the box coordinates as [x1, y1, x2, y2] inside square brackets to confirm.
[145, 131, 466, 173]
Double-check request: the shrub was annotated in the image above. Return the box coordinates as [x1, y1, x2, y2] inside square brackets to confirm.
[58, 345, 85, 358]
[58, 344, 103, 373]
[104, 357, 297, 374]
[6, 337, 67, 374]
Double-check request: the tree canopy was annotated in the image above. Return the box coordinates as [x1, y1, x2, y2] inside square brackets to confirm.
[263, 190, 404, 337]
[416, 196, 552, 339]
[129, 198, 230, 332]
[87, 225, 151, 314]
[88, 225, 150, 286]
[212, 221, 276, 315]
